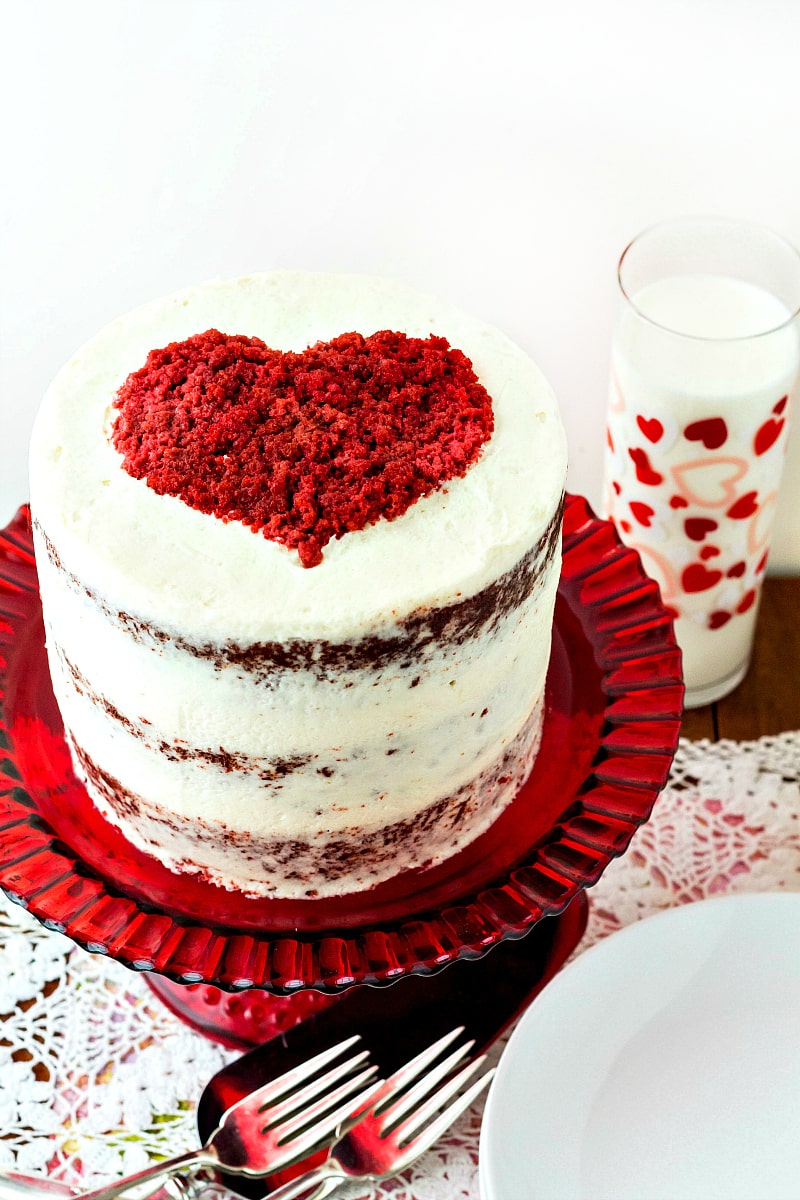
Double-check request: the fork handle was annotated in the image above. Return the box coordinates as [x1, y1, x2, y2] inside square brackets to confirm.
[0, 1171, 222, 1200]
[72, 1151, 219, 1200]
[264, 1167, 345, 1200]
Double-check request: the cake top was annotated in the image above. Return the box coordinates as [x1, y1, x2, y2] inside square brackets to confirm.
[30, 271, 567, 641]
[112, 328, 494, 568]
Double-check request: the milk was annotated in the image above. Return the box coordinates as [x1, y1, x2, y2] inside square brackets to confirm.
[605, 273, 798, 706]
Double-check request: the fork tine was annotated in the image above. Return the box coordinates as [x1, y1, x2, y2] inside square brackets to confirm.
[272, 1065, 379, 1139]
[390, 1056, 491, 1146]
[400, 1067, 495, 1158]
[368, 1027, 465, 1111]
[377, 1041, 475, 1127]
[275, 1076, 385, 1160]
[247, 1036, 362, 1111]
[260, 1050, 372, 1128]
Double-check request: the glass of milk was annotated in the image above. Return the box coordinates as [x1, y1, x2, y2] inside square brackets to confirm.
[604, 217, 800, 707]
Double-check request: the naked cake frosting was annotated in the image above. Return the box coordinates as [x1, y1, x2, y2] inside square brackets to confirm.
[29, 271, 567, 899]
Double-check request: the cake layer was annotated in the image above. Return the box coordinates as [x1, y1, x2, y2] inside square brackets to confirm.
[67, 697, 544, 898]
[29, 271, 567, 898]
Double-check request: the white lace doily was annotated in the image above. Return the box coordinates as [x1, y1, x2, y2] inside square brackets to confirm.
[1, 732, 799, 1200]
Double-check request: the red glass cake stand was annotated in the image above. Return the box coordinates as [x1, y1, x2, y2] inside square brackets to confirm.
[0, 495, 683, 1047]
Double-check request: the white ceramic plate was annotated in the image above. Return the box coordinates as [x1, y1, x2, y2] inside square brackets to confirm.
[480, 893, 800, 1200]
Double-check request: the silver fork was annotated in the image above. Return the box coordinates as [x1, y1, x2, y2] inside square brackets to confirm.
[265, 1028, 495, 1200]
[73, 1036, 382, 1200]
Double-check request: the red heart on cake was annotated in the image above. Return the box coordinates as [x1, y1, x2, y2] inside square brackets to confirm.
[774, 395, 788, 415]
[684, 417, 728, 450]
[113, 329, 494, 567]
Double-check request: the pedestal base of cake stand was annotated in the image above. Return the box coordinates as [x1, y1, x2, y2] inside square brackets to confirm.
[144, 892, 589, 1051]
[145, 972, 342, 1050]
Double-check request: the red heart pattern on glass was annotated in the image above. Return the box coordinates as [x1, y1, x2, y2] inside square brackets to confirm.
[684, 417, 728, 450]
[754, 418, 785, 455]
[684, 517, 718, 541]
[636, 415, 664, 443]
[630, 500, 655, 527]
[627, 446, 664, 486]
[604, 382, 793, 635]
[727, 491, 759, 520]
[682, 562, 723, 592]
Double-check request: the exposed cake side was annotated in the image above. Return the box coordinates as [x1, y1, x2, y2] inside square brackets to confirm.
[35, 506, 559, 896]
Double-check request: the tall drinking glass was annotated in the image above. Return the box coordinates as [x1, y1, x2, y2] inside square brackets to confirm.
[603, 217, 800, 707]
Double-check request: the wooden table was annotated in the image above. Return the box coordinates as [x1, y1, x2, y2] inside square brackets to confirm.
[681, 576, 800, 741]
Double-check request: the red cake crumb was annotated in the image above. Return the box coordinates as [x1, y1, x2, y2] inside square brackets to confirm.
[112, 329, 494, 566]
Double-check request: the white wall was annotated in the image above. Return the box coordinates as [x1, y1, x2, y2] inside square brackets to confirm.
[3, 0, 799, 569]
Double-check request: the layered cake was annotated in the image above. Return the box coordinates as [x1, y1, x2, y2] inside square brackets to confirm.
[29, 271, 567, 899]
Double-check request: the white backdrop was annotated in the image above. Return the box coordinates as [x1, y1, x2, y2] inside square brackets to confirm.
[3, 0, 799, 569]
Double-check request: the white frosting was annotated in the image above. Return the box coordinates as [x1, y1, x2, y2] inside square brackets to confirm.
[30, 271, 566, 642]
[38, 556, 556, 829]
